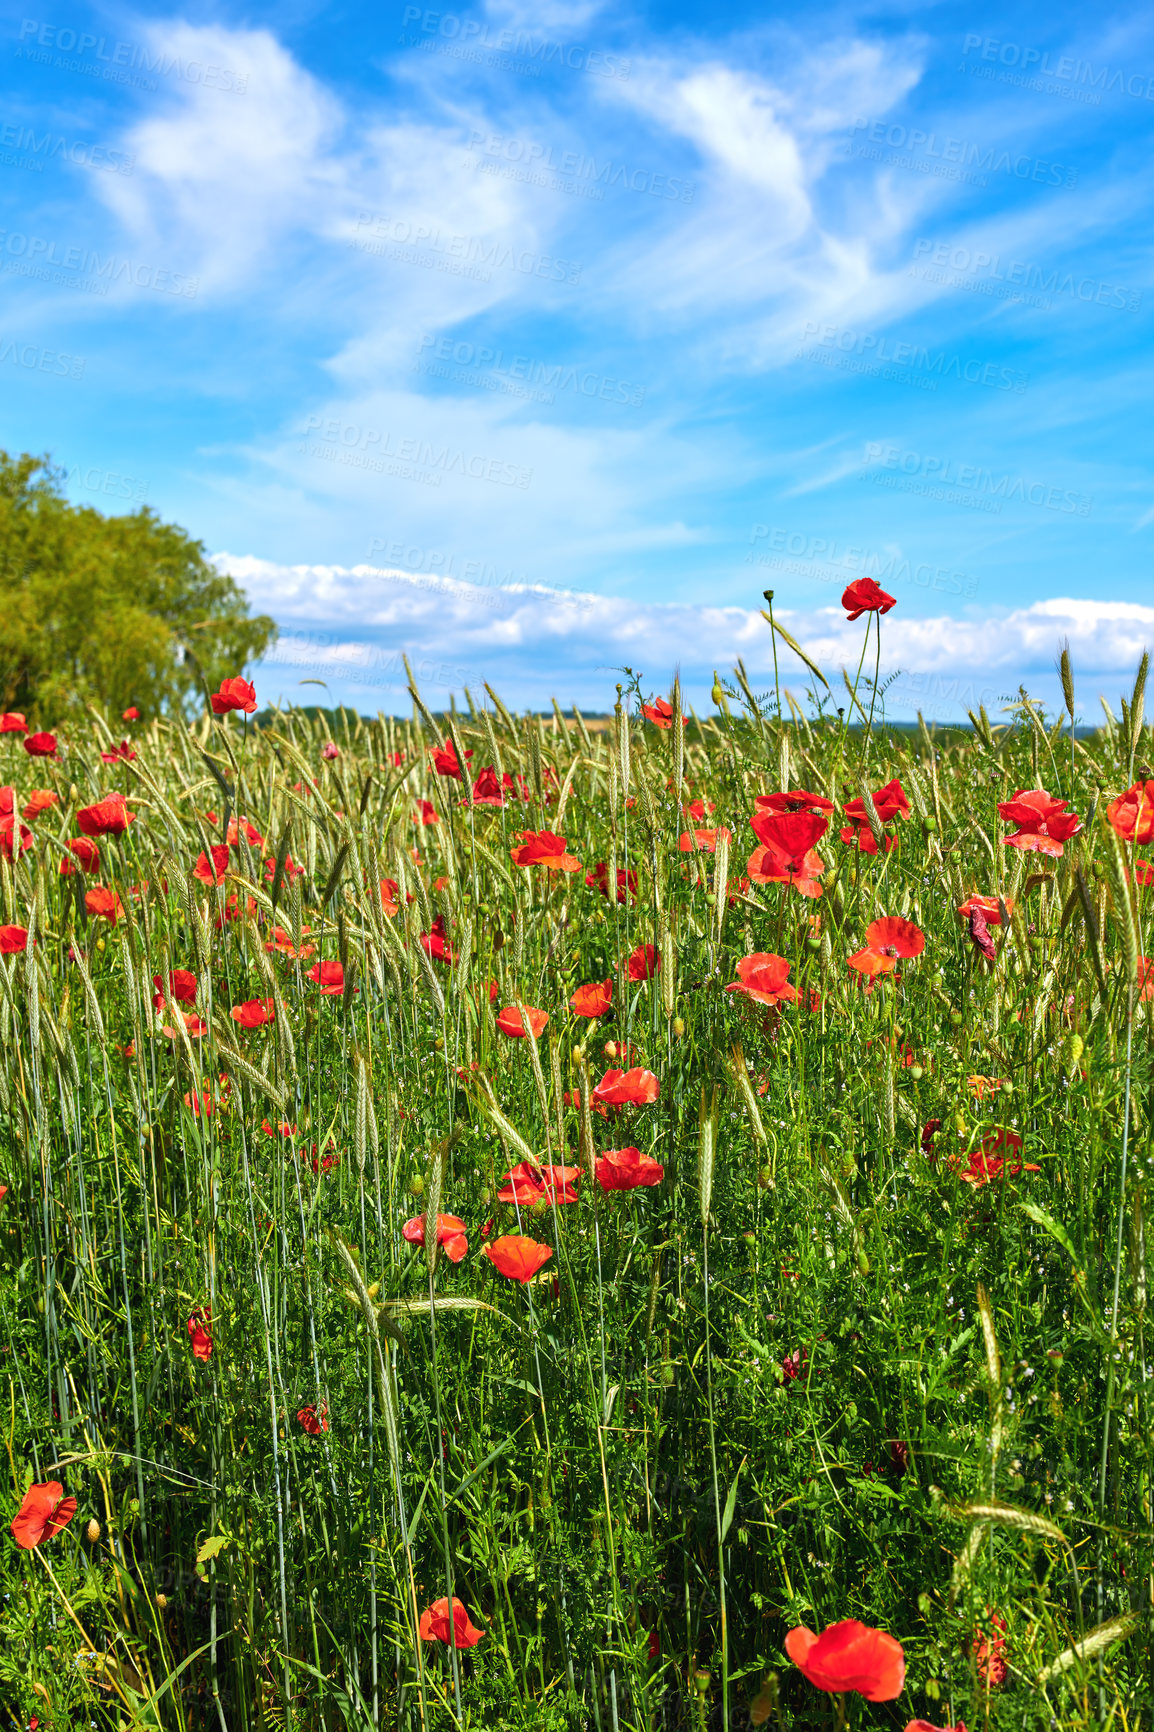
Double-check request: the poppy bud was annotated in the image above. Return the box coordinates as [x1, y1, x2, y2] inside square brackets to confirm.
[757, 1165, 773, 1190]
[69, 783, 79, 802]
[367, 1282, 380, 1298]
[434, 1036, 444, 1051]
[604, 1040, 617, 1058]
[711, 683, 723, 707]
[96, 938, 105, 952]
[156, 1593, 168, 1610]
[408, 1174, 426, 1197]
[1064, 1033, 1084, 1068]
[572, 1044, 586, 1064]
[922, 814, 938, 833]
[954, 1111, 967, 1134]
[86, 1518, 101, 1543]
[660, 1364, 675, 1385]
[672, 1016, 685, 1038]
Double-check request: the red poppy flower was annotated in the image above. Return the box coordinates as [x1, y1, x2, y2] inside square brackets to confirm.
[231, 997, 275, 1029]
[0, 711, 28, 733]
[510, 828, 582, 871]
[595, 1146, 665, 1191]
[496, 1003, 549, 1039]
[847, 948, 896, 978]
[10, 1481, 78, 1549]
[58, 836, 99, 876]
[841, 578, 897, 620]
[376, 877, 400, 917]
[592, 1066, 660, 1106]
[571, 979, 613, 1017]
[21, 789, 58, 820]
[1107, 779, 1154, 843]
[679, 826, 731, 852]
[748, 810, 828, 897]
[0, 815, 32, 860]
[419, 1597, 485, 1648]
[122, 706, 140, 721]
[726, 953, 799, 1007]
[642, 697, 673, 728]
[421, 916, 457, 964]
[625, 943, 660, 982]
[184, 1076, 228, 1117]
[482, 1234, 553, 1281]
[24, 732, 58, 757]
[997, 789, 1080, 856]
[265, 925, 316, 959]
[210, 676, 257, 715]
[865, 916, 924, 959]
[968, 905, 997, 961]
[321, 741, 340, 760]
[413, 799, 439, 826]
[152, 969, 198, 1008]
[308, 960, 346, 995]
[971, 1612, 1008, 1686]
[213, 893, 257, 931]
[430, 738, 473, 779]
[77, 794, 135, 837]
[471, 766, 507, 805]
[755, 790, 835, 816]
[262, 1119, 298, 1138]
[497, 1161, 580, 1205]
[960, 1130, 1039, 1186]
[957, 894, 1012, 925]
[297, 1403, 329, 1434]
[193, 844, 231, 886]
[85, 887, 123, 924]
[586, 861, 638, 903]
[904, 1721, 967, 1732]
[99, 739, 137, 764]
[163, 1010, 208, 1038]
[188, 1307, 213, 1360]
[0, 924, 29, 954]
[403, 1213, 469, 1262]
[785, 1620, 905, 1701]
[682, 797, 716, 819]
[647, 1630, 660, 1661]
[226, 816, 264, 849]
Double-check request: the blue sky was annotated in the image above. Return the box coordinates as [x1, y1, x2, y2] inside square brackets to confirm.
[1, 0, 1152, 720]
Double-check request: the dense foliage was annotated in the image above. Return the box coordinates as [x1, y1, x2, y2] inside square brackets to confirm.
[0, 450, 275, 724]
[0, 651, 1151, 1731]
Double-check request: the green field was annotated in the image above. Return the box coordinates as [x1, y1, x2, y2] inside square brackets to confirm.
[1, 661, 1151, 1732]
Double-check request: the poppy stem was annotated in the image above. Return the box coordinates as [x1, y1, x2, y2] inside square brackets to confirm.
[702, 1226, 729, 1732]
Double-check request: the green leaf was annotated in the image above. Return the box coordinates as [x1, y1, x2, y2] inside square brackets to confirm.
[721, 1454, 748, 1543]
[196, 1533, 230, 1565]
[1020, 1201, 1080, 1267]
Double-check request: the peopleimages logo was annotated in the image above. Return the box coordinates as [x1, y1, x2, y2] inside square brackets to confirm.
[415, 334, 646, 407]
[911, 239, 1141, 313]
[843, 117, 1078, 187]
[0, 119, 134, 175]
[350, 214, 581, 285]
[861, 443, 1093, 516]
[398, 7, 631, 79]
[961, 34, 1154, 103]
[464, 131, 694, 202]
[0, 336, 85, 377]
[14, 19, 248, 92]
[0, 230, 198, 297]
[302, 417, 533, 490]
[797, 322, 1028, 393]
[746, 526, 979, 598]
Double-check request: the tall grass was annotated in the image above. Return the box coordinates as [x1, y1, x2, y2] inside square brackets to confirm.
[0, 663, 1151, 1731]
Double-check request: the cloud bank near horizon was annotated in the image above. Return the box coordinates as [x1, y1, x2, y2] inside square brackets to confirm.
[224, 555, 1152, 724]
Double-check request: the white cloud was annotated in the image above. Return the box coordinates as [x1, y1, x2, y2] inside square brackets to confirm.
[226, 556, 1152, 714]
[97, 24, 343, 290]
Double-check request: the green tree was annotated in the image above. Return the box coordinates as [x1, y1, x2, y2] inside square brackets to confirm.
[0, 449, 276, 723]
